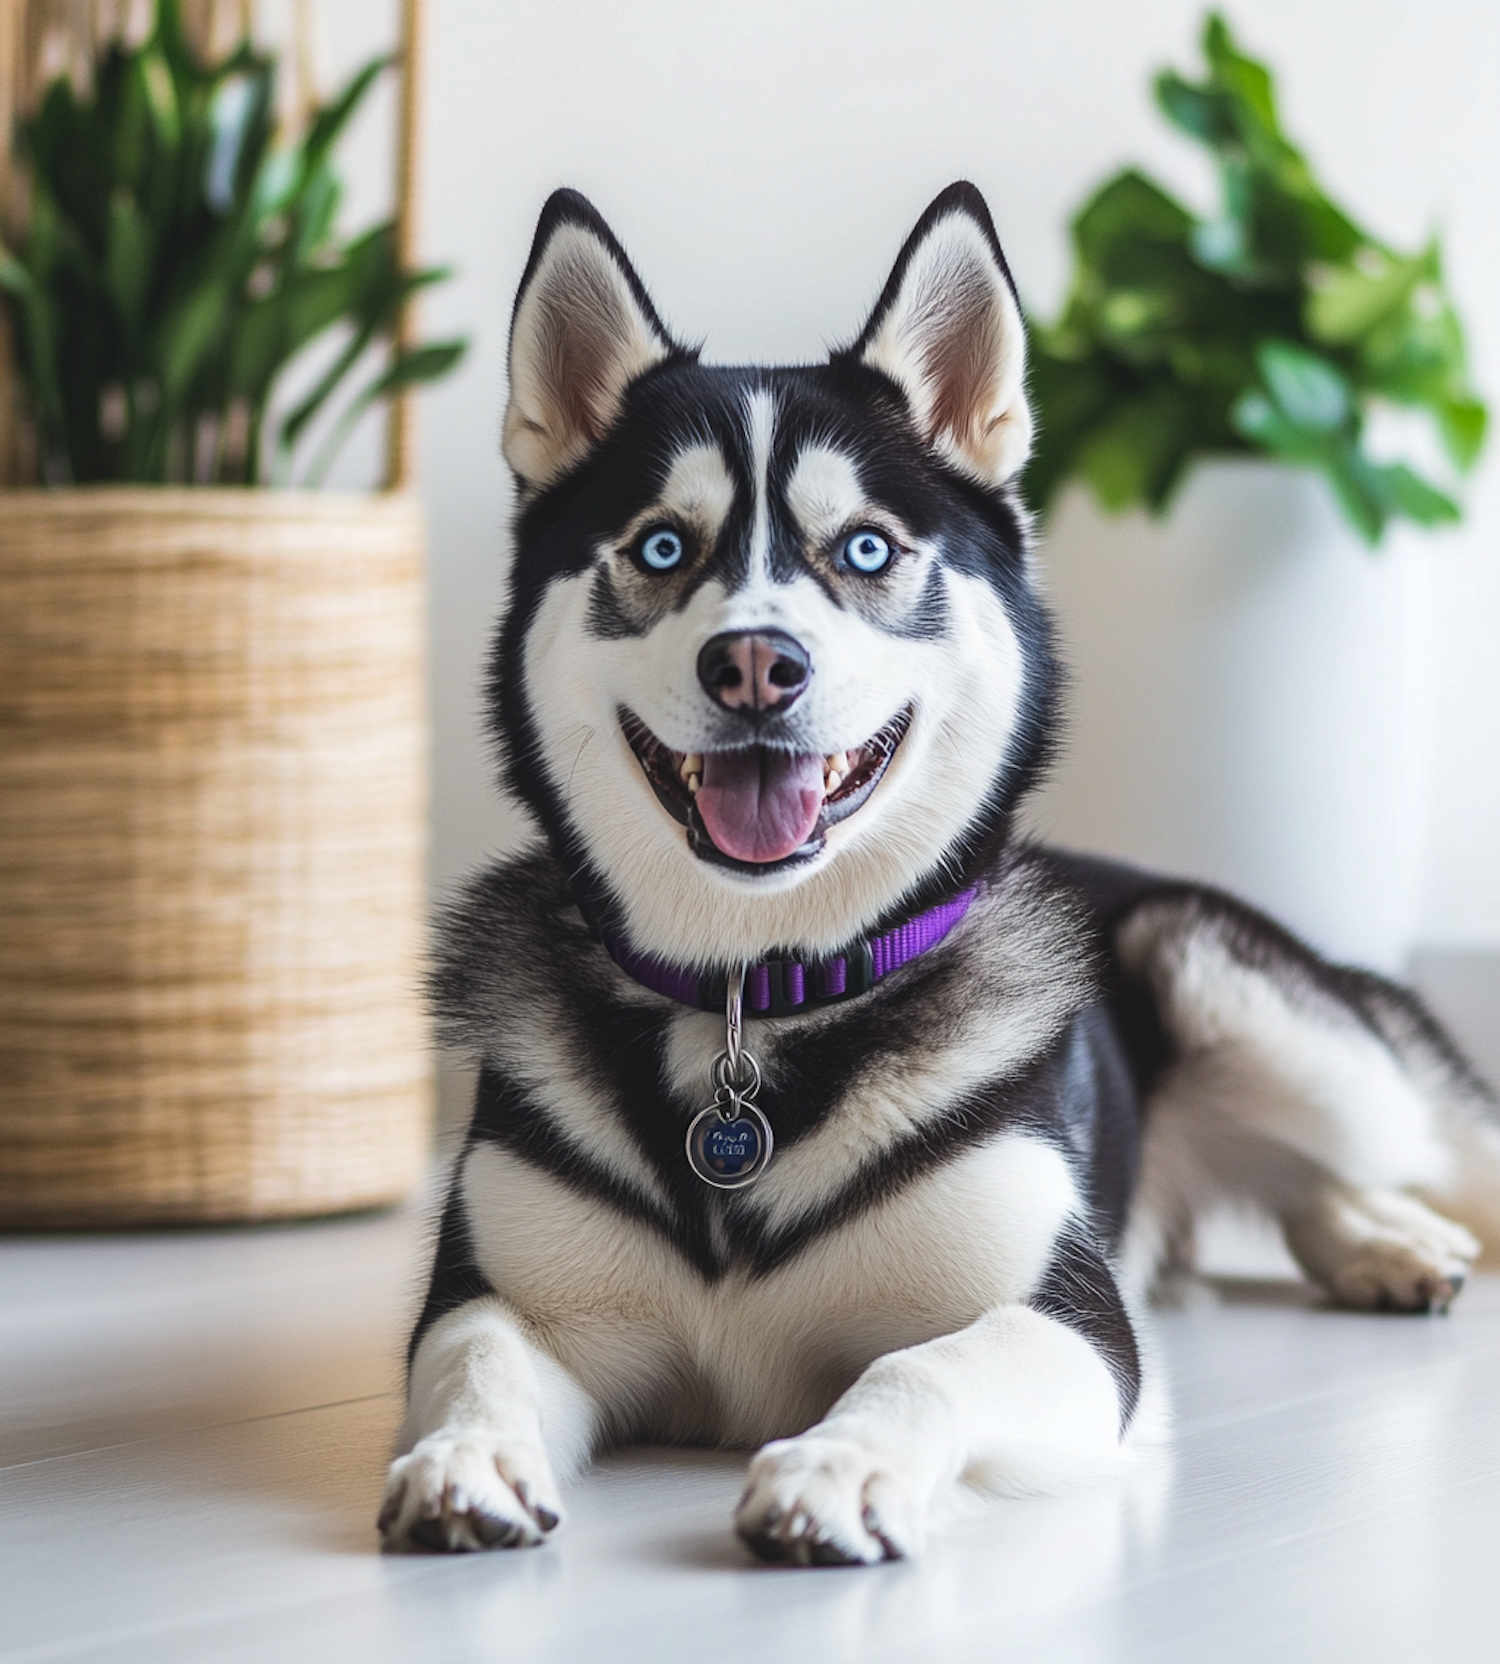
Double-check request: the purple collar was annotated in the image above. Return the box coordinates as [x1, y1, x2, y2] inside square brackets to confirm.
[601, 886, 979, 1019]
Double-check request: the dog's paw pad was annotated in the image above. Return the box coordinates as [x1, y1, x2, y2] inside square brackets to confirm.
[734, 1434, 923, 1566]
[379, 1435, 563, 1554]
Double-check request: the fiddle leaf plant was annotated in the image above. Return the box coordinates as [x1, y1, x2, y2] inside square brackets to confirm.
[0, 0, 465, 486]
[1025, 12, 1486, 543]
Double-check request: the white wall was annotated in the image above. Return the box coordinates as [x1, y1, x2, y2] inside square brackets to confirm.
[310, 0, 1500, 952]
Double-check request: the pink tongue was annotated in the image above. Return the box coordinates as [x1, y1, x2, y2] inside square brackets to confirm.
[695, 748, 825, 863]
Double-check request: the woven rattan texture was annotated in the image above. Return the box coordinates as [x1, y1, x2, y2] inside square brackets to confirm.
[0, 490, 432, 1225]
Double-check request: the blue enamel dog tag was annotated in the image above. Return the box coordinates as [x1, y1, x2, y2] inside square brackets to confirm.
[686, 1101, 774, 1189]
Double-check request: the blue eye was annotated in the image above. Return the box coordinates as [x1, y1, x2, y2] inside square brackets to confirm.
[639, 528, 684, 571]
[843, 529, 892, 574]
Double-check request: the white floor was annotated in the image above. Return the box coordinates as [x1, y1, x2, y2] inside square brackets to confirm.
[3, 1194, 1499, 1664]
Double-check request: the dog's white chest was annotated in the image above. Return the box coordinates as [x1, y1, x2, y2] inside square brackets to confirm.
[460, 1132, 1078, 1445]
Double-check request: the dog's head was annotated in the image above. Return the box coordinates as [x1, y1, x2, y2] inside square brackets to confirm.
[491, 183, 1059, 967]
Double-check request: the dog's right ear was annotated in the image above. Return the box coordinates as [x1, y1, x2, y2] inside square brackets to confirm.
[503, 190, 680, 489]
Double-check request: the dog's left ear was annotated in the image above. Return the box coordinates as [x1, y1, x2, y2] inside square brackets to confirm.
[503, 190, 682, 489]
[841, 182, 1032, 488]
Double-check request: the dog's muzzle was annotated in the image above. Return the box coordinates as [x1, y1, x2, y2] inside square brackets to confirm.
[620, 705, 912, 874]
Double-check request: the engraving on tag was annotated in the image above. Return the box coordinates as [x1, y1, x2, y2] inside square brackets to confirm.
[686, 1100, 774, 1189]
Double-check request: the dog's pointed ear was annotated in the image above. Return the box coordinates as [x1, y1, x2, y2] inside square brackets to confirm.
[503, 190, 680, 488]
[840, 182, 1032, 488]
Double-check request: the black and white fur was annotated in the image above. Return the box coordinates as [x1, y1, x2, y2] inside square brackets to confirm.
[380, 184, 1500, 1564]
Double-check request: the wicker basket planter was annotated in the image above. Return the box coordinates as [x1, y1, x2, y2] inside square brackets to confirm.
[0, 488, 432, 1226]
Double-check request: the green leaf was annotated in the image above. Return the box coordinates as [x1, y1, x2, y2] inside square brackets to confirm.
[1323, 445, 1387, 544]
[141, 46, 181, 151]
[0, 242, 68, 463]
[1376, 462, 1460, 527]
[1027, 11, 1487, 545]
[157, 276, 231, 399]
[105, 189, 153, 336]
[287, 163, 341, 267]
[302, 339, 466, 487]
[302, 57, 391, 174]
[1071, 385, 1199, 513]
[1256, 340, 1350, 431]
[1230, 388, 1330, 466]
[1436, 398, 1487, 472]
[1073, 170, 1194, 268]
[0, 3, 464, 484]
[379, 340, 467, 389]
[1307, 245, 1436, 345]
[1202, 14, 1278, 132]
[1154, 71, 1231, 145]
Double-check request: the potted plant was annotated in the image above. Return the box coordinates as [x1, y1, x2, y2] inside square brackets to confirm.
[1024, 13, 1486, 970]
[0, 0, 464, 1225]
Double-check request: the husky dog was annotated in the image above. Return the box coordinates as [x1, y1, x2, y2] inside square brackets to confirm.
[379, 184, 1500, 1563]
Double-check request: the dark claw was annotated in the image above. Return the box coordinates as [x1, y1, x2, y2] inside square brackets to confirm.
[807, 1536, 863, 1567]
[863, 1508, 903, 1561]
[1423, 1275, 1461, 1315]
[406, 1517, 451, 1552]
[742, 1530, 792, 1564]
[515, 1480, 560, 1533]
[472, 1511, 522, 1547]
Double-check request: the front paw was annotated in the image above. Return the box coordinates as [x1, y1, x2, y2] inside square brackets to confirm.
[379, 1433, 563, 1553]
[735, 1432, 925, 1566]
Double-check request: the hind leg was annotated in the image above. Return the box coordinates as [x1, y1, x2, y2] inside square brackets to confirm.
[1115, 889, 1491, 1310]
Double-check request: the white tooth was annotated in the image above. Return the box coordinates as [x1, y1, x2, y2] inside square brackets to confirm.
[680, 753, 702, 781]
[687, 772, 701, 794]
[828, 751, 849, 775]
[824, 771, 842, 793]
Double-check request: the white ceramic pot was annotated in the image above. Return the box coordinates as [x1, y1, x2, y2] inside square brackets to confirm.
[1027, 460, 1432, 973]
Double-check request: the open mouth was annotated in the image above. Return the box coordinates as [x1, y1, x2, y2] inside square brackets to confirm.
[621, 707, 913, 872]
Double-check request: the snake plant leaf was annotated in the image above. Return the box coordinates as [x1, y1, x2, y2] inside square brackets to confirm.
[372, 339, 466, 390]
[301, 56, 392, 175]
[105, 190, 153, 338]
[156, 273, 232, 401]
[107, 45, 155, 192]
[0, 0, 465, 485]
[270, 228, 419, 453]
[0, 247, 66, 457]
[276, 267, 458, 482]
[288, 164, 341, 268]
[140, 43, 182, 153]
[301, 338, 465, 487]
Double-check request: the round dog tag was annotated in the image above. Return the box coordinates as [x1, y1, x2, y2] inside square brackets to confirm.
[686, 1101, 774, 1189]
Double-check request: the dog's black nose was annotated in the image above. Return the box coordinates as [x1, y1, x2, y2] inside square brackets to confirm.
[697, 630, 811, 718]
